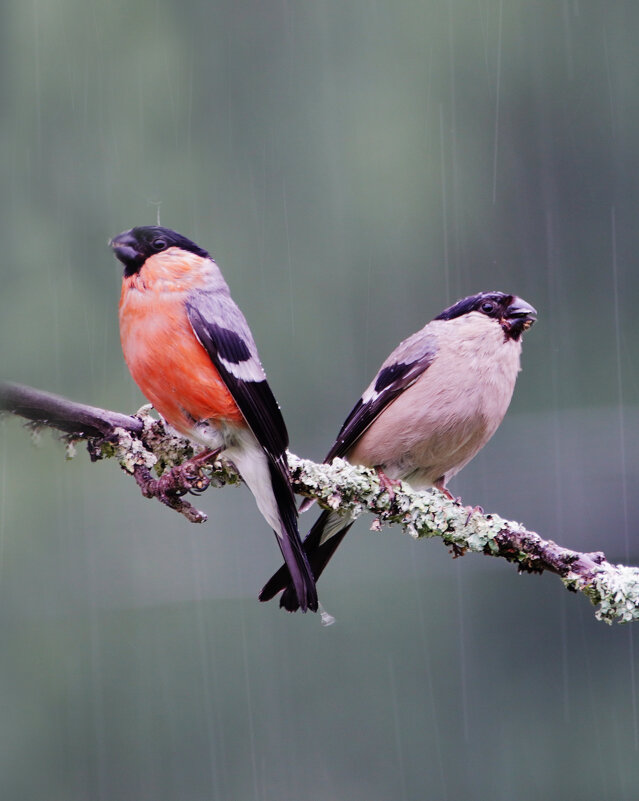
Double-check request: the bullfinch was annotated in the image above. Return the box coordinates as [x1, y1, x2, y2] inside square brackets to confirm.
[111, 225, 318, 612]
[260, 291, 537, 611]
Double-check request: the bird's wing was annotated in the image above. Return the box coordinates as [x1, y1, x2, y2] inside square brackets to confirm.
[260, 509, 354, 610]
[187, 287, 317, 612]
[186, 288, 289, 460]
[325, 327, 438, 462]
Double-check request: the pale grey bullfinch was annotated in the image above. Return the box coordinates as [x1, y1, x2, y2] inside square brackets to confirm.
[260, 291, 537, 612]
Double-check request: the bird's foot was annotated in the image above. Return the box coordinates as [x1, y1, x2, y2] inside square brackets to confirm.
[181, 447, 224, 495]
[376, 468, 402, 500]
[433, 480, 455, 502]
[190, 446, 224, 468]
[464, 504, 484, 526]
[133, 463, 209, 523]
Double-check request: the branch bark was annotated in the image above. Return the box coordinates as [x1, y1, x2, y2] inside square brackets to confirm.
[2, 380, 637, 625]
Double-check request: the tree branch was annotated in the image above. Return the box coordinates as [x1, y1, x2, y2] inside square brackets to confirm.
[1, 380, 637, 624]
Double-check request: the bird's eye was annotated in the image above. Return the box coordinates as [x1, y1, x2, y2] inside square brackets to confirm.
[481, 301, 495, 314]
[152, 238, 167, 250]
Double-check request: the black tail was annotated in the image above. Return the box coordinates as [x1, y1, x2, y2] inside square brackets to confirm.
[260, 509, 353, 612]
[268, 461, 318, 613]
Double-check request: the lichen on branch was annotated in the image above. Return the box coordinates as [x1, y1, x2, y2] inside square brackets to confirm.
[1, 380, 638, 624]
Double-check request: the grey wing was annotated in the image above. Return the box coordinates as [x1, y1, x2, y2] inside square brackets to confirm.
[186, 288, 289, 460]
[187, 286, 318, 612]
[325, 326, 438, 462]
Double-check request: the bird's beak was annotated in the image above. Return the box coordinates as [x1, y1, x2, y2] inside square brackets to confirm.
[109, 230, 140, 266]
[500, 297, 537, 339]
[505, 297, 537, 331]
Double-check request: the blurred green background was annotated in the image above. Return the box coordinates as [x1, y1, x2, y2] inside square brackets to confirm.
[2, 1, 639, 798]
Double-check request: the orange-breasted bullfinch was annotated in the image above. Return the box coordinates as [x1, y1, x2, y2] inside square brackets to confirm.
[260, 291, 537, 611]
[111, 225, 318, 612]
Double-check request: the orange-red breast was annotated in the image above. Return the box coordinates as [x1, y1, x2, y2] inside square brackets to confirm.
[111, 225, 317, 612]
[260, 291, 536, 611]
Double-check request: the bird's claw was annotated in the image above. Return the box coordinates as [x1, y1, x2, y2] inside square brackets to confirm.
[376, 468, 402, 500]
[464, 504, 484, 526]
[132, 462, 209, 523]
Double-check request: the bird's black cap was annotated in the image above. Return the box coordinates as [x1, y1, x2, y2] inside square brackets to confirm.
[436, 291, 536, 340]
[110, 226, 210, 276]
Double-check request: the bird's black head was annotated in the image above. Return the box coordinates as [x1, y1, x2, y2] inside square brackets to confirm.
[109, 226, 210, 276]
[435, 291, 537, 340]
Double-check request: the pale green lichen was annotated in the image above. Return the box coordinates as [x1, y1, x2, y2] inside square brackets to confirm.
[21, 389, 638, 619]
[135, 409, 194, 474]
[288, 452, 639, 625]
[128, 407, 243, 487]
[21, 407, 635, 626]
[110, 427, 157, 473]
[583, 564, 639, 624]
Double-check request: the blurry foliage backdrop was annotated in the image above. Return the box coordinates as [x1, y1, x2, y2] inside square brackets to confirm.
[2, 1, 639, 799]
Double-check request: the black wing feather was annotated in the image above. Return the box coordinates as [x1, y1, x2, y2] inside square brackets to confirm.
[325, 356, 434, 462]
[260, 346, 435, 608]
[187, 293, 318, 612]
[186, 300, 288, 460]
[203, 321, 252, 363]
[259, 510, 354, 610]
